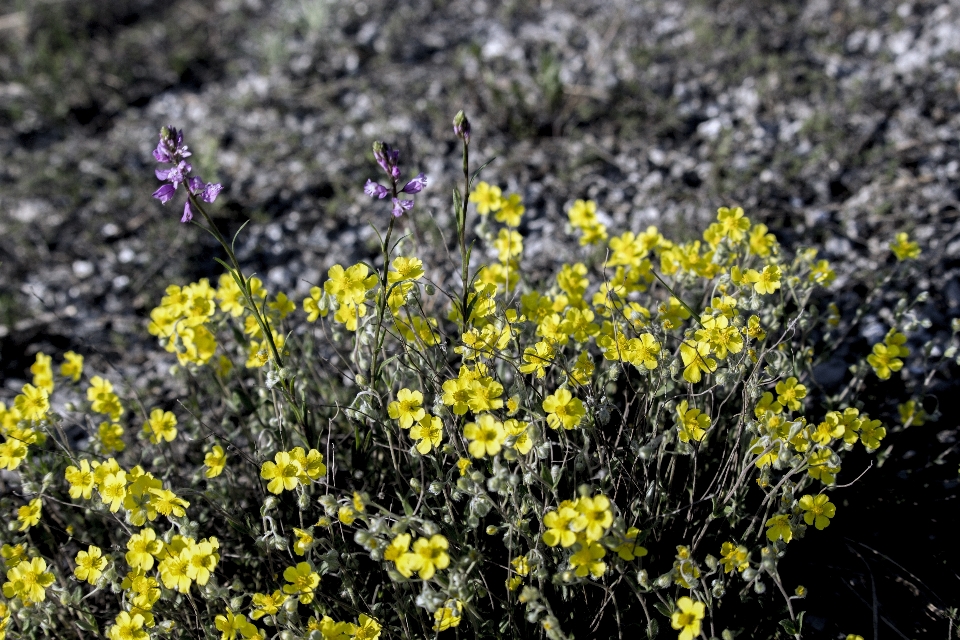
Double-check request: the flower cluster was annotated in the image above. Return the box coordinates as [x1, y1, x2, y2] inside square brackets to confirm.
[364, 141, 427, 217]
[3, 121, 949, 640]
[152, 126, 223, 223]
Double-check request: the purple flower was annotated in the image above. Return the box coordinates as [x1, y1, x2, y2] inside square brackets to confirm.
[152, 183, 177, 204]
[188, 177, 223, 203]
[364, 179, 390, 199]
[366, 141, 426, 217]
[392, 198, 414, 217]
[153, 126, 191, 164]
[401, 172, 427, 194]
[155, 161, 191, 189]
[152, 127, 222, 221]
[200, 182, 223, 203]
[373, 141, 400, 177]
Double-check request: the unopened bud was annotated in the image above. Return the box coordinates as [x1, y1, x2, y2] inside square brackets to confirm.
[453, 110, 471, 143]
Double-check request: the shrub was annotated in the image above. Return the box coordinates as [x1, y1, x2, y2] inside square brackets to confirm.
[1, 114, 956, 640]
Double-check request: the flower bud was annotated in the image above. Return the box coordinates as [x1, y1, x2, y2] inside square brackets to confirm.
[453, 110, 471, 143]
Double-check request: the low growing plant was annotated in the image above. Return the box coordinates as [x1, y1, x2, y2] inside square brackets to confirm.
[1, 113, 956, 640]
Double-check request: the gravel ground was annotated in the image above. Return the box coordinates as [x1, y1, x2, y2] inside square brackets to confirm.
[1, 0, 959, 635]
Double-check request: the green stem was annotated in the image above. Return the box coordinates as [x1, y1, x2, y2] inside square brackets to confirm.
[369, 215, 397, 389]
[458, 138, 471, 329]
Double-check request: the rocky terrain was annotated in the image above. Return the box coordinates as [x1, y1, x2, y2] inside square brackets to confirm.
[1, 0, 958, 636]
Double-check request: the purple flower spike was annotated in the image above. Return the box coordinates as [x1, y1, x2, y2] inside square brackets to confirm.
[152, 183, 177, 204]
[402, 172, 427, 194]
[391, 198, 414, 217]
[181, 200, 194, 223]
[364, 179, 390, 199]
[153, 126, 191, 164]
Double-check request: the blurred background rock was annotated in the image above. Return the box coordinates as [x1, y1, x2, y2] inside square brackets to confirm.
[0, 0, 957, 636]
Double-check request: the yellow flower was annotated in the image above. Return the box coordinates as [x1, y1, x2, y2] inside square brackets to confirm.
[355, 614, 383, 640]
[463, 414, 507, 458]
[282, 562, 320, 603]
[542, 388, 586, 430]
[571, 540, 607, 578]
[1, 543, 26, 568]
[292, 528, 314, 556]
[614, 527, 647, 561]
[670, 597, 705, 640]
[387, 389, 425, 429]
[495, 193, 525, 227]
[98, 421, 126, 453]
[765, 514, 793, 542]
[204, 445, 227, 478]
[542, 502, 586, 548]
[99, 469, 127, 512]
[143, 408, 178, 444]
[716, 206, 751, 242]
[0, 438, 27, 471]
[568, 199, 598, 228]
[302, 286, 328, 322]
[798, 493, 836, 530]
[494, 228, 524, 262]
[898, 400, 926, 427]
[469, 181, 502, 215]
[338, 506, 356, 525]
[108, 611, 148, 640]
[60, 351, 84, 382]
[312, 616, 357, 639]
[775, 377, 807, 412]
[807, 449, 840, 485]
[432, 600, 463, 631]
[519, 341, 554, 378]
[260, 451, 302, 494]
[215, 610, 257, 640]
[743, 264, 782, 295]
[290, 447, 327, 482]
[64, 459, 95, 499]
[17, 498, 42, 531]
[2, 556, 55, 605]
[126, 528, 163, 571]
[268, 292, 296, 318]
[251, 590, 287, 620]
[719, 542, 749, 573]
[749, 223, 777, 257]
[409, 414, 443, 454]
[859, 417, 886, 450]
[867, 343, 903, 380]
[397, 535, 450, 580]
[14, 384, 49, 422]
[575, 495, 613, 542]
[890, 232, 920, 261]
[148, 487, 190, 518]
[30, 353, 53, 394]
[74, 546, 108, 584]
[679, 340, 717, 384]
[388, 256, 425, 284]
[159, 548, 193, 592]
[676, 400, 710, 443]
[324, 263, 377, 307]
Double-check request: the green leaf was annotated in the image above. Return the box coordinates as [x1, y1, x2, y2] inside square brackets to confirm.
[231, 219, 252, 253]
[647, 618, 659, 638]
[653, 601, 673, 619]
[469, 157, 496, 190]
